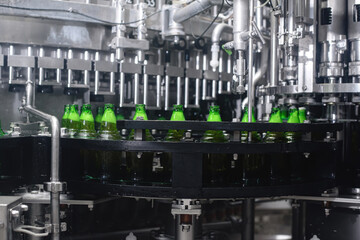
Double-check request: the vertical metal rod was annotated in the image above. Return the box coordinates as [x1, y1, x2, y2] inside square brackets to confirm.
[94, 52, 100, 94]
[270, 13, 279, 87]
[110, 53, 115, 93]
[195, 78, 200, 106]
[156, 75, 162, 108]
[144, 73, 149, 106]
[227, 53, 232, 92]
[202, 52, 208, 100]
[119, 72, 125, 107]
[184, 77, 189, 108]
[8, 45, 14, 84]
[177, 77, 182, 105]
[218, 51, 223, 94]
[212, 80, 217, 99]
[134, 56, 140, 104]
[247, 0, 255, 130]
[134, 73, 140, 104]
[195, 52, 201, 106]
[165, 75, 170, 110]
[242, 198, 255, 240]
[56, 49, 62, 84]
[39, 47, 45, 85]
[67, 49, 73, 88]
[84, 51, 90, 86]
[27, 47, 32, 83]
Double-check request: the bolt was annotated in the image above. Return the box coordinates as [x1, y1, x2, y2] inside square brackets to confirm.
[11, 210, 20, 218]
[302, 85, 307, 91]
[21, 205, 29, 212]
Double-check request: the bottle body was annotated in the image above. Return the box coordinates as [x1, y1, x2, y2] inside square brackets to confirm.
[62, 104, 70, 128]
[263, 107, 289, 185]
[78, 104, 99, 181]
[240, 107, 265, 186]
[95, 106, 104, 132]
[202, 106, 230, 186]
[68, 104, 80, 137]
[126, 104, 154, 184]
[156, 105, 186, 185]
[97, 104, 123, 183]
[286, 107, 305, 183]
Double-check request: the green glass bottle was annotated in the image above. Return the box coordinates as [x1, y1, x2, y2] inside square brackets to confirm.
[78, 104, 96, 139]
[78, 104, 98, 181]
[285, 107, 304, 182]
[62, 104, 70, 128]
[264, 107, 289, 184]
[156, 105, 186, 185]
[299, 107, 307, 123]
[97, 104, 122, 183]
[127, 104, 154, 184]
[280, 105, 288, 123]
[202, 105, 229, 186]
[68, 104, 80, 137]
[0, 120, 6, 137]
[241, 107, 264, 186]
[95, 106, 104, 132]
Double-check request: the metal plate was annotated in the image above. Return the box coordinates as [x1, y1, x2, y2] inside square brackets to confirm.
[186, 68, 202, 79]
[166, 66, 184, 77]
[144, 64, 164, 76]
[67, 59, 92, 71]
[94, 60, 118, 72]
[38, 57, 64, 69]
[204, 70, 219, 80]
[220, 72, 232, 82]
[120, 62, 142, 74]
[8, 55, 35, 68]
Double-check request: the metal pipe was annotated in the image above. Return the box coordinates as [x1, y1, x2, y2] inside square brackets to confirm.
[233, 0, 250, 51]
[94, 52, 100, 94]
[67, 49, 73, 88]
[84, 51, 90, 86]
[56, 49, 62, 84]
[270, 13, 279, 87]
[9, 45, 14, 84]
[210, 23, 233, 71]
[39, 48, 45, 85]
[165, 75, 170, 110]
[23, 81, 61, 240]
[156, 75, 162, 108]
[110, 53, 115, 93]
[185, 76, 189, 108]
[173, 0, 222, 23]
[144, 73, 149, 106]
[247, 0, 254, 126]
[242, 199, 255, 240]
[119, 72, 125, 107]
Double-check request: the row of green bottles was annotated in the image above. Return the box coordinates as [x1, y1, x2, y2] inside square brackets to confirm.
[279, 105, 307, 124]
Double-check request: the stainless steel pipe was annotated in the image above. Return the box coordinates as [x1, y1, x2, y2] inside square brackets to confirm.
[23, 81, 61, 240]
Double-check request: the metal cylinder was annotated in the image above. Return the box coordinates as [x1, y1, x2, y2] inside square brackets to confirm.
[348, 0, 360, 41]
[270, 13, 279, 87]
[175, 215, 196, 240]
[318, 0, 347, 42]
[233, 0, 249, 51]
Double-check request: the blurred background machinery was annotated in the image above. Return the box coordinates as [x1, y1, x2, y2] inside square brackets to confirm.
[0, 0, 360, 240]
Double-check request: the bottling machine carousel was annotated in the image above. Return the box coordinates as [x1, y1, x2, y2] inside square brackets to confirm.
[0, 0, 360, 240]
